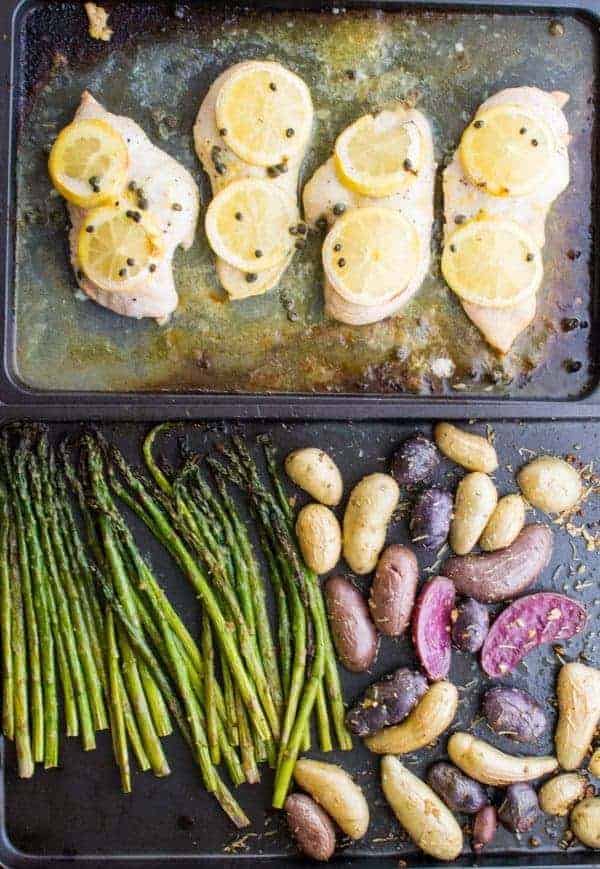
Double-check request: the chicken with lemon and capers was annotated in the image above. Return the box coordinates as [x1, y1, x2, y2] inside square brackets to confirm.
[48, 91, 199, 323]
[303, 105, 435, 326]
[442, 87, 571, 353]
[194, 60, 313, 299]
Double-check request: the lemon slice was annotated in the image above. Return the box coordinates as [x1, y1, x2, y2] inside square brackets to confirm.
[322, 206, 420, 306]
[77, 205, 164, 293]
[215, 61, 313, 168]
[334, 111, 423, 198]
[441, 218, 542, 308]
[205, 178, 296, 273]
[459, 104, 556, 197]
[49, 118, 129, 208]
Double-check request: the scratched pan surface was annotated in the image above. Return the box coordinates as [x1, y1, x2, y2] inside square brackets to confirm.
[9, 1, 599, 399]
[0, 418, 599, 868]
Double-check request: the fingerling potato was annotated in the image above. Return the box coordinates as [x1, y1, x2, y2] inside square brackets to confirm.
[293, 758, 369, 840]
[285, 448, 343, 507]
[343, 473, 399, 574]
[381, 755, 464, 861]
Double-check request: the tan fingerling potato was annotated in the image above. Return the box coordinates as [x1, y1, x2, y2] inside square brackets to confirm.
[285, 448, 343, 507]
[479, 494, 525, 552]
[517, 455, 582, 514]
[343, 473, 400, 574]
[554, 662, 600, 770]
[570, 797, 600, 849]
[365, 680, 458, 754]
[589, 749, 600, 778]
[538, 774, 587, 817]
[381, 755, 464, 861]
[449, 472, 498, 555]
[296, 503, 342, 574]
[293, 758, 369, 840]
[447, 732, 558, 785]
[435, 422, 498, 474]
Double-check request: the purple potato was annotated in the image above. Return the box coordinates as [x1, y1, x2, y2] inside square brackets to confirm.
[369, 545, 418, 637]
[391, 434, 440, 487]
[442, 524, 553, 603]
[483, 687, 547, 744]
[426, 762, 488, 814]
[285, 793, 336, 861]
[411, 576, 456, 681]
[325, 576, 378, 673]
[498, 783, 539, 833]
[481, 592, 586, 677]
[451, 598, 489, 653]
[473, 805, 497, 851]
[345, 667, 428, 737]
[410, 487, 453, 550]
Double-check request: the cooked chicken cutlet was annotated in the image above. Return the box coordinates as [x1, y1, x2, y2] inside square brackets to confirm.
[303, 106, 435, 325]
[443, 87, 570, 353]
[68, 91, 199, 324]
[193, 61, 313, 298]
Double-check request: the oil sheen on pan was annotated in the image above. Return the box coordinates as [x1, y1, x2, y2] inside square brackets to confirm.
[14, 3, 595, 396]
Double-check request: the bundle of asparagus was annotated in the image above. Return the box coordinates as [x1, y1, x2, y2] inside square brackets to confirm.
[0, 422, 351, 824]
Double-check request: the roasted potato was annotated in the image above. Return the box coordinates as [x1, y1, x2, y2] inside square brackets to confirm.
[412, 576, 455, 680]
[426, 762, 488, 814]
[498, 783, 539, 833]
[285, 793, 336, 861]
[369, 544, 418, 637]
[451, 598, 489, 653]
[410, 487, 453, 550]
[443, 524, 553, 603]
[554, 662, 600, 770]
[479, 493, 525, 551]
[285, 448, 343, 506]
[365, 681, 458, 754]
[343, 473, 399, 574]
[296, 503, 341, 574]
[472, 805, 497, 852]
[538, 773, 587, 817]
[483, 687, 547, 744]
[449, 472, 497, 555]
[325, 577, 378, 673]
[293, 758, 369, 840]
[346, 668, 428, 737]
[391, 433, 440, 487]
[570, 797, 600, 849]
[481, 592, 586, 678]
[447, 732, 557, 785]
[518, 455, 582, 514]
[381, 755, 464, 861]
[434, 422, 498, 473]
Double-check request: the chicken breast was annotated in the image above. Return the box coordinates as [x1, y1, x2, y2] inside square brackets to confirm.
[68, 91, 199, 324]
[194, 61, 311, 298]
[443, 87, 570, 353]
[303, 105, 435, 325]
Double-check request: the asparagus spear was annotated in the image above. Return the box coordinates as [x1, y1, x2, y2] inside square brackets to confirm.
[9, 532, 33, 778]
[194, 467, 283, 715]
[97, 439, 272, 743]
[106, 608, 131, 794]
[1, 436, 44, 762]
[0, 495, 14, 741]
[85, 477, 244, 784]
[28, 450, 95, 749]
[14, 446, 58, 769]
[201, 614, 220, 765]
[37, 458, 107, 735]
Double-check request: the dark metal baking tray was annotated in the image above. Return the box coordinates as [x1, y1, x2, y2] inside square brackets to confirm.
[2, 0, 600, 419]
[0, 417, 598, 869]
